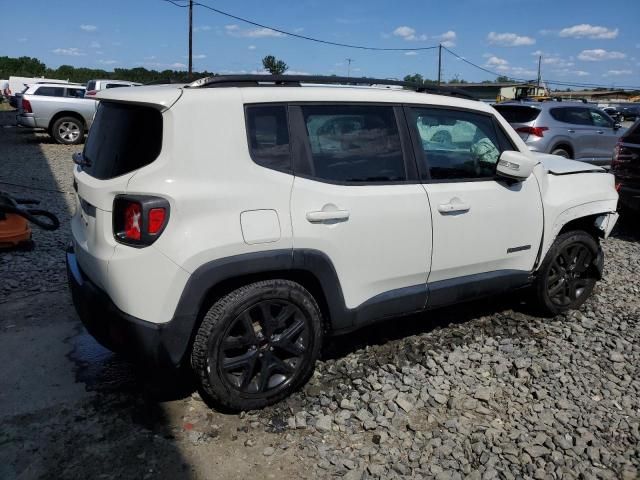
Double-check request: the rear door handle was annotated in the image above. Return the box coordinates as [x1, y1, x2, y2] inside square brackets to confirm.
[306, 210, 350, 223]
[597, 130, 604, 134]
[438, 202, 470, 214]
[567, 129, 575, 133]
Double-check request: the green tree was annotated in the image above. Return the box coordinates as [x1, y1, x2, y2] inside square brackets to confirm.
[403, 74, 436, 86]
[495, 75, 511, 83]
[262, 55, 288, 75]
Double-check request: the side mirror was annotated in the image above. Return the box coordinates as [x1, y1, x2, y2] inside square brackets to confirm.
[496, 151, 537, 181]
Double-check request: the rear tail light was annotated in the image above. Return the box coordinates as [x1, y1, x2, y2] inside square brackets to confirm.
[22, 99, 32, 113]
[516, 126, 549, 137]
[86, 90, 97, 96]
[615, 183, 622, 192]
[113, 195, 170, 247]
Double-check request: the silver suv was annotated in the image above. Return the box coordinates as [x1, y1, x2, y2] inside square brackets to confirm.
[494, 101, 624, 165]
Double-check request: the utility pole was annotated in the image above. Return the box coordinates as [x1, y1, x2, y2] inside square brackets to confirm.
[346, 58, 353, 79]
[437, 44, 442, 86]
[536, 55, 542, 90]
[188, 0, 193, 78]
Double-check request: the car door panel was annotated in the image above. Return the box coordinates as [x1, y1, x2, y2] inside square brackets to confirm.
[289, 103, 431, 314]
[405, 106, 544, 304]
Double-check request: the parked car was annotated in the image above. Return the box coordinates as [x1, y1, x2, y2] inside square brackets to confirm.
[603, 107, 623, 123]
[494, 101, 625, 165]
[612, 119, 640, 211]
[617, 104, 640, 122]
[67, 75, 619, 410]
[16, 83, 97, 144]
[85, 79, 141, 98]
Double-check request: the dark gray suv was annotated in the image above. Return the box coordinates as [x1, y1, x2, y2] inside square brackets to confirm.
[494, 102, 624, 165]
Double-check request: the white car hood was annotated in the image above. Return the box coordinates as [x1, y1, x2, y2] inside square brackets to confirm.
[533, 153, 605, 175]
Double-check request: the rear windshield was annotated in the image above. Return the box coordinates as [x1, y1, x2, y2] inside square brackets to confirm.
[82, 102, 162, 180]
[86, 81, 96, 91]
[494, 105, 540, 123]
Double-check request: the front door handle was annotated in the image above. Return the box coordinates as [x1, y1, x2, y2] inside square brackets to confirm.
[306, 210, 350, 223]
[567, 129, 576, 133]
[597, 130, 604, 134]
[438, 202, 470, 214]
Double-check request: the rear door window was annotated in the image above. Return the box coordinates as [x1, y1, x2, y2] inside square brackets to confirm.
[551, 107, 592, 126]
[493, 105, 540, 123]
[106, 83, 129, 89]
[300, 104, 405, 183]
[34, 86, 64, 97]
[82, 102, 162, 180]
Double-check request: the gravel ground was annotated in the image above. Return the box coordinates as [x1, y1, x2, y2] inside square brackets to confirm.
[1, 110, 639, 479]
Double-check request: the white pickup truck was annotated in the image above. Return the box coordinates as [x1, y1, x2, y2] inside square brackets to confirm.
[16, 82, 98, 144]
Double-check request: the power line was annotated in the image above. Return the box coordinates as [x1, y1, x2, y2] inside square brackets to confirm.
[160, 0, 439, 51]
[443, 46, 640, 90]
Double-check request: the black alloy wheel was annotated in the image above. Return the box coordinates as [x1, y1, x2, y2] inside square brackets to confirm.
[534, 231, 600, 316]
[219, 300, 308, 394]
[546, 242, 594, 307]
[191, 280, 323, 411]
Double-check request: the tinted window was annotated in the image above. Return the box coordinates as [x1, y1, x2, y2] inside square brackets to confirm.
[550, 107, 592, 125]
[83, 102, 162, 180]
[66, 88, 85, 98]
[301, 105, 405, 182]
[86, 81, 96, 91]
[106, 83, 129, 89]
[494, 105, 540, 123]
[590, 109, 613, 128]
[412, 108, 503, 180]
[246, 105, 291, 172]
[34, 86, 64, 97]
[623, 120, 640, 144]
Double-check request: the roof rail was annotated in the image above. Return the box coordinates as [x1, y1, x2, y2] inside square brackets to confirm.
[187, 75, 476, 100]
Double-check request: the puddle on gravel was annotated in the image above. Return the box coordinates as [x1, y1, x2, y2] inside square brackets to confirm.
[67, 329, 139, 392]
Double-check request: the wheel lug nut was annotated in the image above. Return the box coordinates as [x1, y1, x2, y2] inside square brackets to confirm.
[269, 346, 274, 351]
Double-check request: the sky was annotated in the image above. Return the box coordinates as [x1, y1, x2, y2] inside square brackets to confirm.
[1, 0, 639, 89]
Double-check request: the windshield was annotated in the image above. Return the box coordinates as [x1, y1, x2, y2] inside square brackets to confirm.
[82, 102, 162, 180]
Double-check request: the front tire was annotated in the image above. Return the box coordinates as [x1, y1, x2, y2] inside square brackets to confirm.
[51, 116, 84, 145]
[533, 231, 600, 316]
[191, 280, 323, 411]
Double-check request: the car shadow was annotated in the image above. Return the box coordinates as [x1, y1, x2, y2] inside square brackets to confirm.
[611, 211, 640, 243]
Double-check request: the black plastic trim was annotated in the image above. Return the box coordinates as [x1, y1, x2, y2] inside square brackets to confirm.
[427, 270, 531, 309]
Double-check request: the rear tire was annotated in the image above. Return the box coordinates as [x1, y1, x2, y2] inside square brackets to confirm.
[191, 280, 323, 411]
[551, 147, 571, 159]
[51, 116, 84, 145]
[533, 231, 600, 316]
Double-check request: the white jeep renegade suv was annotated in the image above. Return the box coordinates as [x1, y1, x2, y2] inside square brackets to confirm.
[66, 75, 619, 411]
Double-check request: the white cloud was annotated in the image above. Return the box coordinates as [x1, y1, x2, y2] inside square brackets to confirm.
[485, 56, 509, 66]
[170, 62, 187, 69]
[194, 25, 212, 32]
[191, 54, 206, 59]
[52, 47, 85, 56]
[435, 30, 457, 47]
[80, 24, 97, 32]
[98, 59, 118, 65]
[574, 70, 590, 76]
[487, 31, 535, 47]
[248, 45, 256, 50]
[578, 49, 626, 61]
[393, 26, 426, 41]
[559, 24, 618, 39]
[89, 41, 101, 49]
[18, 37, 27, 43]
[404, 51, 418, 56]
[225, 24, 284, 38]
[293, 27, 304, 33]
[604, 69, 632, 76]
